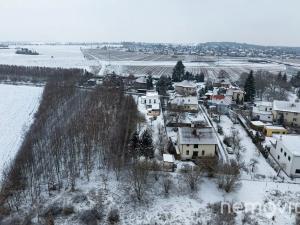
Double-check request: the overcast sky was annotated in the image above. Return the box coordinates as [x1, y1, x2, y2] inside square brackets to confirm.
[0, 0, 299, 46]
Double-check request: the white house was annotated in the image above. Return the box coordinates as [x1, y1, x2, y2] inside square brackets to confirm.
[174, 80, 197, 96]
[177, 127, 218, 160]
[273, 100, 300, 127]
[141, 91, 161, 116]
[169, 96, 198, 112]
[269, 135, 300, 177]
[252, 101, 273, 122]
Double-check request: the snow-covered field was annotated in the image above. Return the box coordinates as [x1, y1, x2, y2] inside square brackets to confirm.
[0, 45, 99, 69]
[0, 84, 43, 179]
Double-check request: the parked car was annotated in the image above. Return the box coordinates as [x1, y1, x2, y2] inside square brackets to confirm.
[226, 147, 234, 154]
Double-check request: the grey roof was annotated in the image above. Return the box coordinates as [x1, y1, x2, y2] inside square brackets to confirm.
[178, 127, 218, 145]
[273, 100, 300, 114]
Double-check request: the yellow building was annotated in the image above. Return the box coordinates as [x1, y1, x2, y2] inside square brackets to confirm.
[264, 125, 288, 137]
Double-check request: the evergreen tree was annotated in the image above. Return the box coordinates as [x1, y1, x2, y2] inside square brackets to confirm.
[297, 89, 300, 99]
[156, 75, 172, 95]
[282, 73, 287, 83]
[139, 129, 154, 159]
[277, 72, 282, 81]
[195, 72, 205, 82]
[146, 74, 153, 90]
[183, 71, 194, 81]
[172, 61, 185, 82]
[290, 72, 300, 88]
[244, 71, 256, 102]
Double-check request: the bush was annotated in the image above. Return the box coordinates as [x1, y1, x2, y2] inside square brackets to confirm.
[41, 203, 63, 218]
[107, 208, 120, 224]
[79, 208, 103, 225]
[62, 206, 74, 216]
[72, 193, 88, 204]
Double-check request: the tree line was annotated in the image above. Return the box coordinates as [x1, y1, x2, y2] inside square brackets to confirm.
[0, 74, 140, 214]
[0, 64, 90, 83]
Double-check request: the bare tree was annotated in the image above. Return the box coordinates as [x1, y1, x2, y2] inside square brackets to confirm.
[217, 160, 241, 193]
[128, 160, 150, 202]
[162, 174, 172, 197]
[183, 166, 202, 192]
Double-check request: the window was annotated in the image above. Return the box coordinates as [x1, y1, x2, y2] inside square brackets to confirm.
[154, 99, 156, 104]
[295, 169, 300, 174]
[149, 99, 151, 104]
[194, 144, 198, 148]
[278, 155, 280, 160]
[186, 144, 190, 147]
[202, 150, 205, 156]
[293, 118, 297, 122]
[288, 156, 291, 161]
[281, 148, 283, 153]
[284, 152, 287, 157]
[186, 150, 189, 155]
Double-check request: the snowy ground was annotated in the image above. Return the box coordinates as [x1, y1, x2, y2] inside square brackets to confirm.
[214, 115, 277, 179]
[0, 84, 43, 179]
[0, 45, 99, 70]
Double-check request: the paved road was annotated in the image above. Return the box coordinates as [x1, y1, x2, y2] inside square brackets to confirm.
[199, 104, 229, 163]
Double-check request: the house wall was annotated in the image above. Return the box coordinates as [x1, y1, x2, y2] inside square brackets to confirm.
[232, 92, 244, 102]
[264, 128, 287, 137]
[270, 141, 300, 177]
[175, 86, 197, 96]
[170, 103, 198, 112]
[179, 144, 216, 160]
[252, 112, 273, 122]
[273, 110, 300, 127]
[145, 96, 159, 106]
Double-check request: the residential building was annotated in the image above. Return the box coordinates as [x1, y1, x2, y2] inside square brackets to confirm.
[226, 87, 245, 104]
[176, 127, 218, 160]
[134, 76, 147, 90]
[273, 100, 300, 127]
[169, 96, 198, 112]
[174, 80, 197, 96]
[269, 135, 300, 177]
[264, 125, 288, 137]
[252, 101, 273, 122]
[141, 91, 161, 116]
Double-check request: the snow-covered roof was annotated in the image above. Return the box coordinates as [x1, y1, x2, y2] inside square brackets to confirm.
[178, 127, 218, 145]
[265, 125, 287, 130]
[273, 135, 300, 156]
[273, 100, 300, 114]
[170, 96, 198, 105]
[174, 80, 197, 88]
[163, 154, 175, 163]
[251, 121, 266, 127]
[146, 91, 159, 98]
[135, 76, 147, 84]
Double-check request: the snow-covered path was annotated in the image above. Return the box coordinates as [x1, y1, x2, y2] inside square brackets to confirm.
[0, 84, 43, 179]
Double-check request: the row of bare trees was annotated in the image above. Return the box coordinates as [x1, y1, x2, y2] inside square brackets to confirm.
[0, 74, 140, 214]
[0, 64, 90, 83]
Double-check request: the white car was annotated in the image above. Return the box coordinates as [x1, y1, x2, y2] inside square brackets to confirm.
[226, 147, 234, 154]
